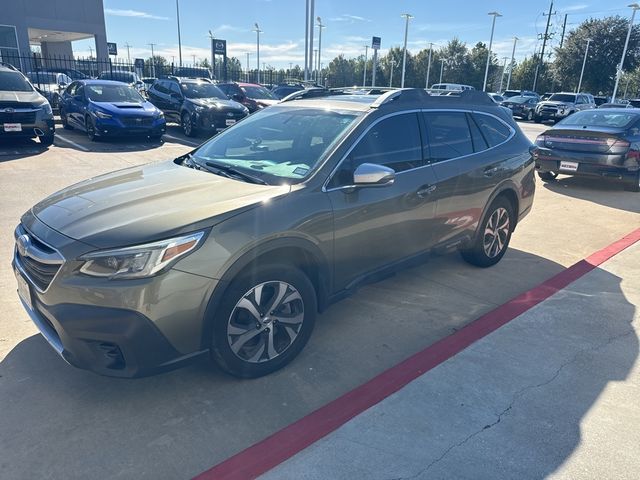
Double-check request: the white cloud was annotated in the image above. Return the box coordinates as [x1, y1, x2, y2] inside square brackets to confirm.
[330, 14, 371, 23]
[104, 9, 169, 20]
[564, 4, 589, 12]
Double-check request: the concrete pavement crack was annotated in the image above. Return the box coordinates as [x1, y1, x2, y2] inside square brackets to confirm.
[387, 327, 635, 480]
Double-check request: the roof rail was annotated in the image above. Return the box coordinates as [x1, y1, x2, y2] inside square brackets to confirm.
[371, 88, 495, 108]
[0, 62, 18, 71]
[279, 87, 331, 102]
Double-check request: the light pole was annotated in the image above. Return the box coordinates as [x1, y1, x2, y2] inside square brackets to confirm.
[124, 42, 132, 64]
[313, 49, 318, 81]
[363, 45, 369, 86]
[483, 11, 502, 92]
[209, 30, 215, 79]
[389, 59, 397, 87]
[400, 13, 413, 88]
[612, 3, 640, 102]
[253, 23, 262, 84]
[577, 38, 593, 93]
[176, 0, 183, 66]
[316, 17, 325, 84]
[425, 42, 433, 88]
[246, 52, 251, 78]
[506, 36, 518, 91]
[439, 58, 446, 83]
[147, 43, 156, 77]
[499, 56, 508, 93]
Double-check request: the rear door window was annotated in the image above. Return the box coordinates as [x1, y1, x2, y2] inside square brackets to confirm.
[423, 111, 474, 162]
[472, 113, 511, 148]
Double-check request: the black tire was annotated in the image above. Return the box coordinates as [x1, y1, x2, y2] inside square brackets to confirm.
[182, 112, 196, 137]
[149, 134, 163, 142]
[39, 134, 54, 146]
[538, 171, 558, 182]
[527, 110, 534, 121]
[85, 115, 97, 141]
[624, 172, 640, 192]
[60, 109, 72, 130]
[460, 196, 515, 268]
[209, 264, 317, 378]
[534, 115, 542, 123]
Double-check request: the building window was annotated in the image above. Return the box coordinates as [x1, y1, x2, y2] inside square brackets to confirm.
[0, 25, 20, 69]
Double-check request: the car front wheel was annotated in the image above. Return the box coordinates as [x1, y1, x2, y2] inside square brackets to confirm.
[527, 110, 534, 121]
[210, 264, 317, 378]
[85, 115, 97, 141]
[182, 112, 195, 137]
[461, 197, 515, 268]
[624, 171, 640, 192]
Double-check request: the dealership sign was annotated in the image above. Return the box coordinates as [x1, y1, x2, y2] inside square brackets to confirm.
[107, 42, 117, 56]
[214, 39, 227, 56]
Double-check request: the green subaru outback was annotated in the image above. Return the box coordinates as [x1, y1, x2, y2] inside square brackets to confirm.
[13, 89, 535, 378]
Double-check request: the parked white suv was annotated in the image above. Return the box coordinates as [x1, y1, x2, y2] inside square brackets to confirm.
[534, 92, 595, 123]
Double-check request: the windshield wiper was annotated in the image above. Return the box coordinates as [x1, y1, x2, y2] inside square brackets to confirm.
[204, 160, 269, 185]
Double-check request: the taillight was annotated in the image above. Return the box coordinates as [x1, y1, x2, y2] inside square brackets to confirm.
[535, 134, 546, 147]
[624, 146, 640, 167]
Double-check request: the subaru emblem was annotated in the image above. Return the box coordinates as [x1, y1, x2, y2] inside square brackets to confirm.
[4, 107, 15, 113]
[227, 112, 234, 117]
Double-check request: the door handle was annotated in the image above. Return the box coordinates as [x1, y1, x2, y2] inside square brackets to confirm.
[417, 184, 437, 197]
[483, 167, 499, 177]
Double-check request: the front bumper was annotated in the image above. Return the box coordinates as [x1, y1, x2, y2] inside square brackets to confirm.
[193, 110, 248, 132]
[0, 118, 55, 139]
[94, 116, 166, 137]
[12, 218, 216, 377]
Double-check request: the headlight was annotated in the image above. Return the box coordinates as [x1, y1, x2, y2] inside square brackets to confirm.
[194, 105, 206, 113]
[94, 110, 112, 119]
[79, 231, 205, 279]
[40, 102, 53, 116]
[156, 111, 164, 118]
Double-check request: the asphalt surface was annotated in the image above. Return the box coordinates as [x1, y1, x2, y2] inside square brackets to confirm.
[0, 117, 638, 479]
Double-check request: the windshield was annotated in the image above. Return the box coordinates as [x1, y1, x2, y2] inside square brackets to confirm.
[0, 71, 33, 92]
[558, 110, 639, 128]
[85, 84, 144, 103]
[549, 93, 576, 103]
[190, 107, 359, 183]
[99, 72, 137, 83]
[181, 82, 227, 99]
[507, 96, 532, 104]
[242, 85, 275, 100]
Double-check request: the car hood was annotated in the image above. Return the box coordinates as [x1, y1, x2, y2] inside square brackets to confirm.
[90, 100, 160, 115]
[0, 89, 46, 106]
[188, 98, 245, 110]
[31, 160, 291, 249]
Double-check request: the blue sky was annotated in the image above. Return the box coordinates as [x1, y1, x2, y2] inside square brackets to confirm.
[72, 0, 635, 68]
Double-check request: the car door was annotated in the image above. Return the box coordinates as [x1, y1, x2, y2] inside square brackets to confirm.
[326, 112, 439, 290]
[60, 82, 77, 120]
[147, 80, 168, 113]
[168, 82, 184, 121]
[423, 111, 512, 245]
[67, 84, 88, 129]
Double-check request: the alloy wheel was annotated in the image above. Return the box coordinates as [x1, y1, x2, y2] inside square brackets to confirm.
[483, 207, 510, 258]
[227, 281, 305, 364]
[85, 116, 96, 141]
[182, 113, 192, 136]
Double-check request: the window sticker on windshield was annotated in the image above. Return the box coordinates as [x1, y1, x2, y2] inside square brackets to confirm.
[292, 166, 309, 177]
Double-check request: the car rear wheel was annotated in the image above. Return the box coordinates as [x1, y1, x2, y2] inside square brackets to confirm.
[39, 134, 54, 146]
[85, 115, 97, 141]
[209, 264, 317, 378]
[538, 171, 558, 182]
[461, 197, 514, 268]
[624, 172, 640, 192]
[182, 112, 195, 137]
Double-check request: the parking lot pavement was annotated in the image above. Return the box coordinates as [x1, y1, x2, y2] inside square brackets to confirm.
[0, 119, 638, 479]
[257, 238, 640, 480]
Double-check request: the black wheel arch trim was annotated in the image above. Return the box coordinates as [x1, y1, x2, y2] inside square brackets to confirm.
[199, 237, 331, 350]
[470, 181, 521, 245]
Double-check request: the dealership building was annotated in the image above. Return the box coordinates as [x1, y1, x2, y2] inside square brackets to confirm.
[0, 0, 108, 68]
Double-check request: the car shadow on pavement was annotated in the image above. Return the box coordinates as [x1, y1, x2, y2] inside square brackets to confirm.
[0, 138, 49, 162]
[0, 248, 636, 479]
[542, 175, 640, 214]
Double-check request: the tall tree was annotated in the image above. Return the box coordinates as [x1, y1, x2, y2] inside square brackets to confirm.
[553, 16, 640, 94]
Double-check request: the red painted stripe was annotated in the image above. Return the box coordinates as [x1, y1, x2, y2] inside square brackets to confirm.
[194, 227, 640, 480]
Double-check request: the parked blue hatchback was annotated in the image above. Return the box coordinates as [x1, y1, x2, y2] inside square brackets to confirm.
[59, 80, 166, 141]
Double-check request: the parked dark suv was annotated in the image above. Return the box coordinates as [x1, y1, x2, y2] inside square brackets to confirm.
[147, 77, 249, 136]
[0, 63, 55, 145]
[13, 89, 535, 379]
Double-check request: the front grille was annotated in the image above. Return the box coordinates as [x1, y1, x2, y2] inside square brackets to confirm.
[121, 117, 153, 128]
[14, 227, 63, 291]
[0, 111, 37, 124]
[0, 102, 30, 109]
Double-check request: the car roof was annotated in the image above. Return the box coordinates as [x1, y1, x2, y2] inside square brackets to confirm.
[79, 79, 135, 86]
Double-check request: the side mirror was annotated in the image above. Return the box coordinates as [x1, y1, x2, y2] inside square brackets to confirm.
[73, 94, 83, 101]
[232, 93, 244, 102]
[170, 92, 182, 100]
[353, 163, 395, 186]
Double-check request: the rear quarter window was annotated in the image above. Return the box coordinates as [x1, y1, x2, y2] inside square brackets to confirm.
[472, 114, 511, 148]
[423, 111, 474, 162]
